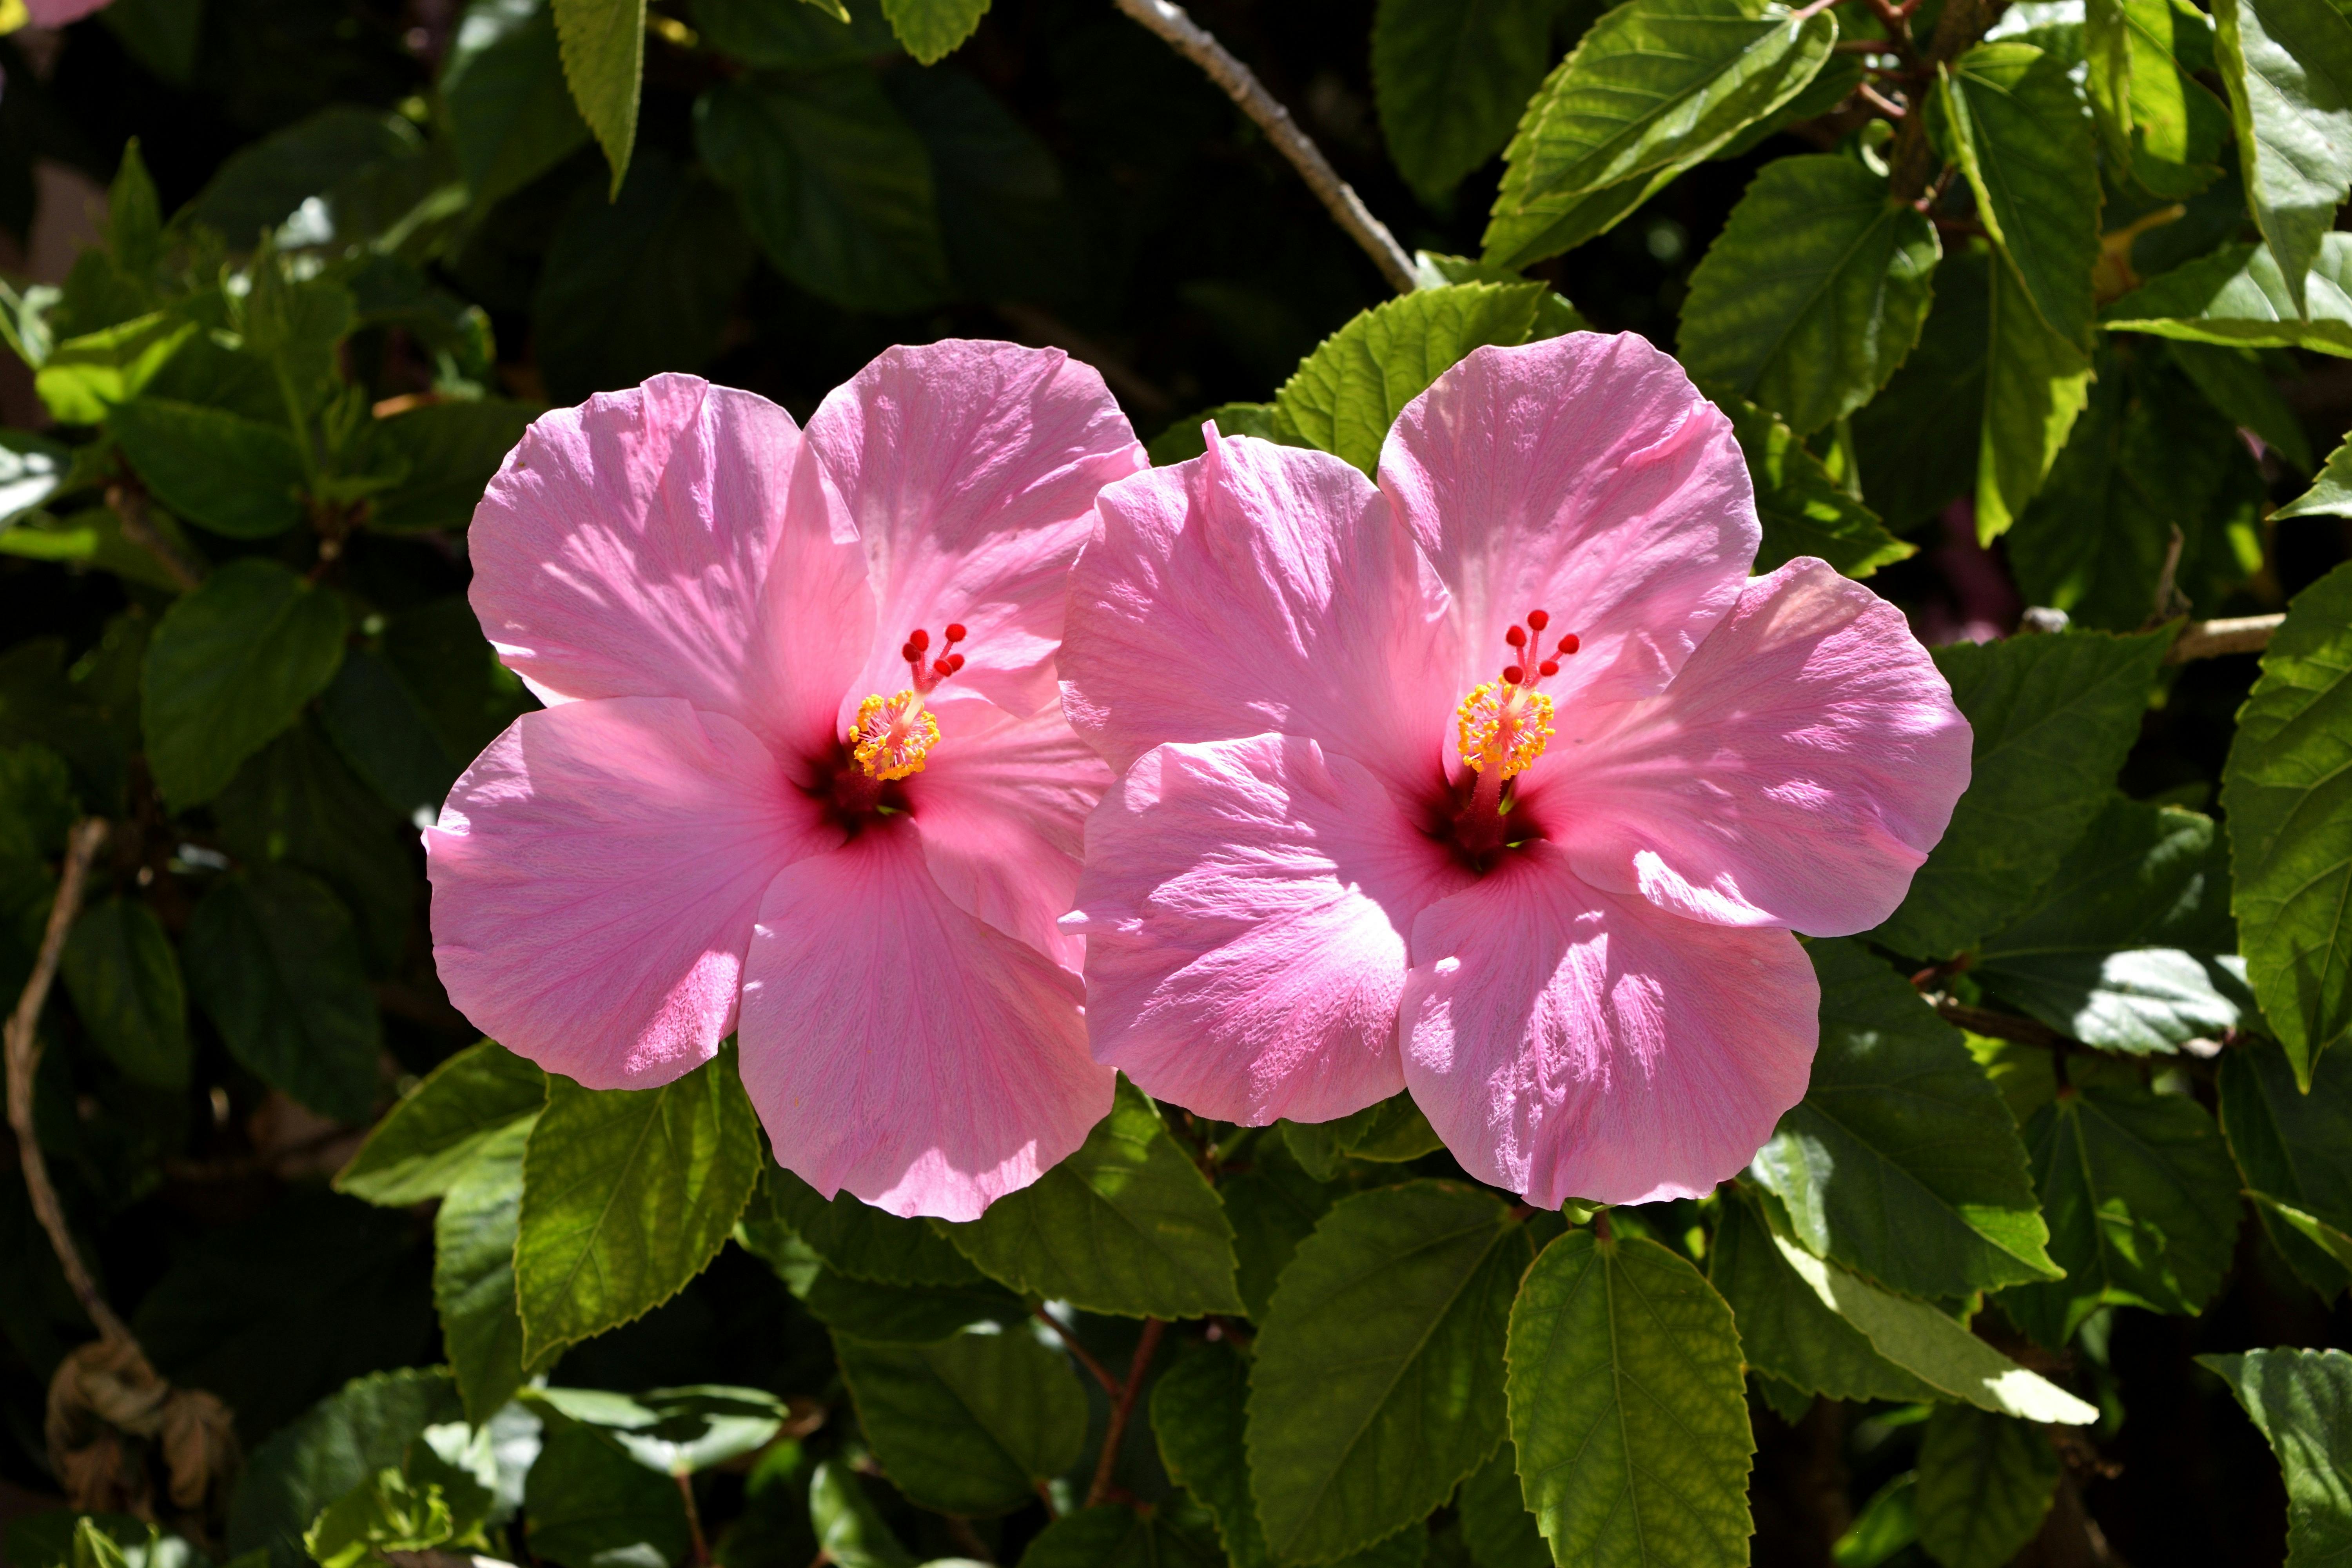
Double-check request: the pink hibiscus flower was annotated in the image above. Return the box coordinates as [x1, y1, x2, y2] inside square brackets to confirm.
[425, 343, 1145, 1219]
[1061, 332, 1971, 1208]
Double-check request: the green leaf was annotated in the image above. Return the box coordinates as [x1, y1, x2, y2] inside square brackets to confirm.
[1751, 939, 2056, 1298]
[2008, 343, 2267, 630]
[2251, 1193, 2352, 1290]
[1505, 1230, 1752, 1568]
[1933, 44, 2102, 348]
[227, 1369, 465, 1568]
[532, 1386, 788, 1475]
[1974, 797, 2253, 1052]
[1016, 1503, 1224, 1568]
[59, 896, 189, 1090]
[213, 719, 418, 974]
[2213, 0, 2352, 315]
[800, 1267, 1028, 1343]
[0, 741, 74, 859]
[1482, 0, 1837, 267]
[338, 1039, 548, 1205]
[764, 1163, 991, 1287]
[2198, 1348, 2352, 1566]
[878, 0, 986, 62]
[1220, 1140, 1346, 1321]
[434, 1116, 551, 1423]
[1149, 1341, 1427, 1568]
[102, 0, 201, 84]
[1456, 1445, 1548, 1568]
[532, 149, 753, 402]
[1977, 242, 2096, 539]
[2087, 0, 2136, 161]
[1757, 1223, 2097, 1422]
[1279, 1093, 1445, 1180]
[695, 71, 951, 315]
[188, 108, 425, 247]
[1372, 0, 1562, 203]
[1268, 283, 1541, 475]
[551, 0, 645, 196]
[1679, 154, 1939, 436]
[1913, 1405, 2060, 1568]
[1716, 396, 1914, 578]
[1708, 1187, 1939, 1403]
[886, 66, 1078, 305]
[2220, 1038, 2352, 1296]
[0, 430, 71, 528]
[367, 400, 537, 534]
[2114, 0, 2231, 197]
[140, 559, 348, 809]
[515, 1045, 762, 1361]
[693, 0, 900, 67]
[317, 648, 463, 822]
[834, 1321, 1088, 1517]
[183, 866, 383, 1123]
[36, 312, 197, 426]
[942, 1078, 1242, 1318]
[443, 0, 593, 211]
[2223, 559, 2352, 1084]
[1248, 1180, 1531, 1562]
[2001, 1084, 2241, 1345]
[809, 1461, 915, 1568]
[524, 1422, 691, 1568]
[2100, 234, 2352, 356]
[1853, 247, 1989, 529]
[1871, 626, 2169, 959]
[109, 399, 307, 540]
[2277, 432, 2352, 517]
[1833, 1475, 1919, 1568]
[2166, 339, 2314, 470]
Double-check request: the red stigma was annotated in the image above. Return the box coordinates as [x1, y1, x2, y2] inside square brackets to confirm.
[1557, 633, 1580, 656]
[1505, 625, 1527, 649]
[1503, 664, 1525, 685]
[1491, 610, 1581, 690]
[1527, 609, 1550, 632]
[900, 623, 973, 692]
[1538, 660, 1559, 677]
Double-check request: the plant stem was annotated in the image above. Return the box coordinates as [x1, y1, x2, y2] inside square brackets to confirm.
[675, 1474, 709, 1568]
[106, 482, 205, 592]
[1110, 0, 1418, 294]
[2167, 614, 2283, 662]
[1037, 1307, 1120, 1398]
[4, 819, 133, 1346]
[1085, 1318, 1166, 1508]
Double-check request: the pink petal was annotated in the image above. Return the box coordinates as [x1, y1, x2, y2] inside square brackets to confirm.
[469, 374, 873, 765]
[1062, 430, 1460, 792]
[1401, 843, 1817, 1208]
[907, 696, 1112, 972]
[1542, 559, 1971, 936]
[1067, 734, 1471, 1125]
[25, 0, 110, 23]
[1378, 333, 1759, 714]
[425, 697, 834, 1090]
[796, 341, 1144, 723]
[738, 831, 1115, 1220]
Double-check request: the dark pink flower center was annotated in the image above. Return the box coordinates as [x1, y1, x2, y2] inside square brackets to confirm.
[1445, 608, 1579, 863]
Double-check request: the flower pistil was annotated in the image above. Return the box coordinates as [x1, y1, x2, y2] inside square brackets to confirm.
[849, 623, 968, 781]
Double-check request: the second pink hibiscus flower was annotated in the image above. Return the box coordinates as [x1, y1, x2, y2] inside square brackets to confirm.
[1061, 332, 1973, 1208]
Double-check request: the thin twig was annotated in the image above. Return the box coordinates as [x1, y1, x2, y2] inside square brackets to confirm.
[2167, 613, 2283, 662]
[1037, 1307, 1120, 1398]
[1110, 0, 1417, 294]
[1857, 82, 1909, 119]
[1085, 1319, 1166, 1508]
[105, 483, 204, 593]
[5, 820, 131, 1345]
[675, 1475, 709, 1567]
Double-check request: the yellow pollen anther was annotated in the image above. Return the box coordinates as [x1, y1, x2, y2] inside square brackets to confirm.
[1455, 681, 1554, 780]
[851, 690, 940, 780]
